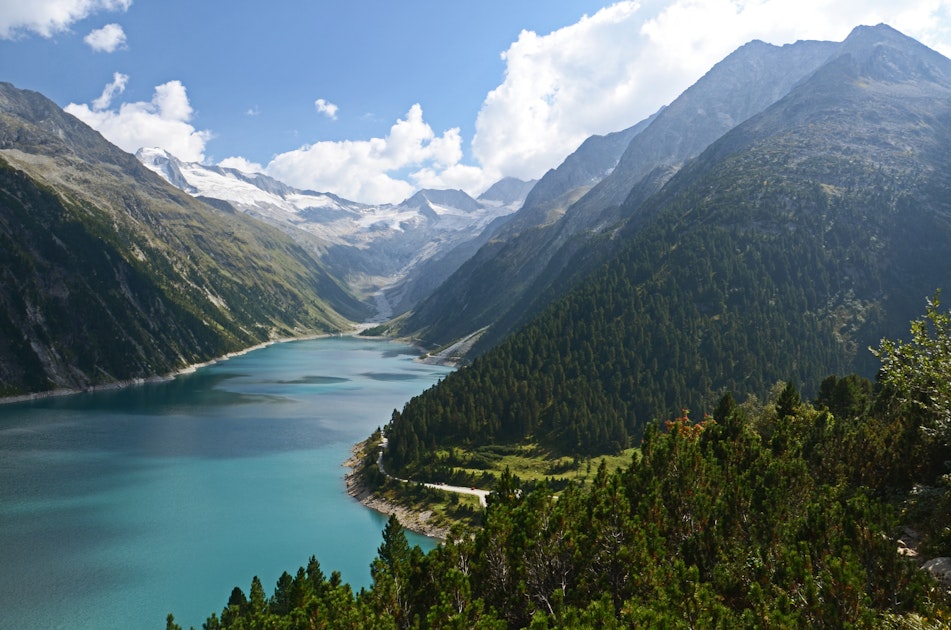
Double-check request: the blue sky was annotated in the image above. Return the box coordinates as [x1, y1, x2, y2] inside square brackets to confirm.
[3, 1, 951, 204]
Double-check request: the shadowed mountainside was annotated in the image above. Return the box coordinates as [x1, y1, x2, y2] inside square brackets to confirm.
[0, 82, 369, 396]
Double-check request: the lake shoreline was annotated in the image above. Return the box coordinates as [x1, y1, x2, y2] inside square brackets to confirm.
[0, 331, 343, 406]
[0, 325, 452, 536]
[343, 440, 451, 541]
[0, 334, 453, 630]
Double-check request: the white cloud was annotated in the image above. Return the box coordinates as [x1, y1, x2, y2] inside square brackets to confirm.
[472, 2, 646, 182]
[314, 98, 338, 119]
[84, 22, 126, 52]
[91, 71, 127, 110]
[410, 163, 489, 195]
[638, 0, 951, 70]
[265, 104, 469, 204]
[471, 0, 951, 183]
[65, 77, 212, 163]
[0, 0, 132, 39]
[202, 0, 951, 203]
[218, 156, 264, 174]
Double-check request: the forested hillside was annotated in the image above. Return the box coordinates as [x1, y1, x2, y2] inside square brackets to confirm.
[382, 24, 951, 475]
[178, 302, 951, 626]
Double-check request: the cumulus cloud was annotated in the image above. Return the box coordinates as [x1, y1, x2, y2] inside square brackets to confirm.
[84, 22, 126, 52]
[65, 77, 211, 163]
[314, 98, 338, 119]
[471, 0, 951, 183]
[639, 0, 951, 72]
[0, 0, 132, 39]
[410, 163, 489, 195]
[265, 104, 468, 204]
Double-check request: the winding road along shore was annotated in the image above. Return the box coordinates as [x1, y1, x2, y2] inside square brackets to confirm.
[344, 438, 490, 540]
[377, 438, 490, 507]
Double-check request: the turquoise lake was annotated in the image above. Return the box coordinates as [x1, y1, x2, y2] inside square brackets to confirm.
[0, 336, 453, 629]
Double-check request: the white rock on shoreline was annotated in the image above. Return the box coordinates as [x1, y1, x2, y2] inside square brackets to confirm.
[342, 443, 451, 541]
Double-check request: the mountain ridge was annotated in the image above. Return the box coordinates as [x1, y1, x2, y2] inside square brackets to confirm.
[137, 147, 532, 315]
[397, 34, 840, 358]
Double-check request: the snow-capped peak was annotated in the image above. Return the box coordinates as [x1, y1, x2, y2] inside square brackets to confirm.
[134, 149, 531, 307]
[136, 147, 196, 193]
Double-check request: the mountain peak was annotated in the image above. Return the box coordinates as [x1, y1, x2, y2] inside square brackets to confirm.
[403, 188, 482, 213]
[136, 147, 196, 193]
[843, 23, 908, 46]
[478, 177, 536, 206]
[834, 22, 951, 85]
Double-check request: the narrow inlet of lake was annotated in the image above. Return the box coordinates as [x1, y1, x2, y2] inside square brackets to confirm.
[0, 336, 453, 630]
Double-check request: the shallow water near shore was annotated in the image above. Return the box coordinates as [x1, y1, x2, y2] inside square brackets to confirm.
[0, 336, 452, 630]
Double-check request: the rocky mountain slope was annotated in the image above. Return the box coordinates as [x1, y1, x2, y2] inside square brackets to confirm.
[0, 82, 367, 396]
[397, 35, 841, 358]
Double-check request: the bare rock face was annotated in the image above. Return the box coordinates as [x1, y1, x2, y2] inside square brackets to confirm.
[922, 557, 951, 586]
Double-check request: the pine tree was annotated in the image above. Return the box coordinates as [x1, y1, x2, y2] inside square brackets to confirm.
[370, 515, 414, 628]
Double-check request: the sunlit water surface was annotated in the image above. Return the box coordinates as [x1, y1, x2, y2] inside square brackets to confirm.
[0, 336, 451, 629]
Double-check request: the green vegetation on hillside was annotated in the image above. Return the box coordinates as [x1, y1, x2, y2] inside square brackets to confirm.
[0, 157, 360, 394]
[175, 299, 951, 628]
[387, 26, 951, 480]
[382, 93, 951, 478]
[419, 443, 636, 487]
[0, 90, 376, 394]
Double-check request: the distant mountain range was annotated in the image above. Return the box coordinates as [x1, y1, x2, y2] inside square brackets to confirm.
[3, 23, 951, 414]
[137, 148, 533, 318]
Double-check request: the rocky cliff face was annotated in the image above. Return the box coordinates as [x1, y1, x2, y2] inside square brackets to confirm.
[566, 38, 838, 228]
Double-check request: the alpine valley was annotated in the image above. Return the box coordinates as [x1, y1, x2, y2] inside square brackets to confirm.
[136, 148, 533, 318]
[4, 20, 951, 629]
[0, 84, 530, 396]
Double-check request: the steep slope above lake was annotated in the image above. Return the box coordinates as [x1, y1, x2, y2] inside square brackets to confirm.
[0, 82, 368, 396]
[398, 37, 838, 358]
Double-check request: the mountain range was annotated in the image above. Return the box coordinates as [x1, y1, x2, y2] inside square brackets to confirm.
[394, 34, 843, 358]
[137, 148, 532, 318]
[0, 83, 366, 395]
[2, 22, 951, 422]
[6, 21, 948, 627]
[382, 23, 951, 465]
